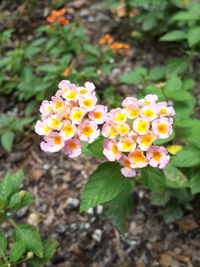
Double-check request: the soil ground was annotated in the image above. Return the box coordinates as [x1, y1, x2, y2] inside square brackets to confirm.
[1, 1, 200, 266]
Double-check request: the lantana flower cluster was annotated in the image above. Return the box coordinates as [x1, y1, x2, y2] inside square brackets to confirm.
[35, 80, 107, 158]
[46, 8, 70, 26]
[35, 80, 175, 178]
[99, 34, 130, 55]
[102, 95, 175, 177]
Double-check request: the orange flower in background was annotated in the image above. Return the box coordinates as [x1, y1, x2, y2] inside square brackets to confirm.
[99, 34, 114, 45]
[63, 68, 71, 76]
[99, 34, 130, 55]
[46, 8, 69, 26]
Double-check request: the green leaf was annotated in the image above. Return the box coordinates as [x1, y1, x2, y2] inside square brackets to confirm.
[36, 64, 59, 73]
[135, 66, 148, 76]
[8, 193, 21, 209]
[0, 173, 12, 200]
[190, 168, 200, 195]
[164, 76, 189, 100]
[0, 230, 7, 256]
[164, 201, 183, 223]
[80, 162, 130, 212]
[150, 191, 171, 206]
[120, 71, 142, 84]
[187, 27, 200, 47]
[172, 146, 200, 167]
[103, 182, 133, 233]
[149, 66, 165, 81]
[160, 30, 186, 42]
[27, 240, 58, 266]
[153, 131, 175, 145]
[172, 11, 198, 21]
[13, 224, 43, 258]
[141, 166, 166, 193]
[1, 130, 15, 152]
[163, 165, 189, 189]
[9, 240, 27, 262]
[82, 138, 105, 158]
[166, 58, 189, 77]
[11, 170, 24, 193]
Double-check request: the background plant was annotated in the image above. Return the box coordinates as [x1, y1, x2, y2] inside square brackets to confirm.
[0, 170, 57, 266]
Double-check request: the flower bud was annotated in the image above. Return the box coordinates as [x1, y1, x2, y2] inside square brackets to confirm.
[19, 190, 26, 198]
[26, 251, 34, 259]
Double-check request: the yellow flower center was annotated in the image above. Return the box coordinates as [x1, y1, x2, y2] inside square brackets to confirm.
[141, 134, 154, 146]
[55, 101, 63, 109]
[54, 136, 61, 145]
[80, 88, 88, 94]
[68, 141, 78, 150]
[43, 126, 51, 134]
[132, 151, 146, 163]
[137, 121, 148, 132]
[115, 113, 126, 122]
[72, 110, 84, 121]
[160, 108, 167, 115]
[122, 140, 133, 150]
[158, 124, 167, 133]
[82, 125, 94, 137]
[62, 124, 74, 136]
[117, 124, 129, 135]
[152, 151, 162, 161]
[83, 99, 93, 108]
[50, 118, 61, 127]
[66, 92, 77, 100]
[111, 144, 118, 155]
[109, 125, 118, 136]
[143, 109, 155, 117]
[93, 111, 102, 119]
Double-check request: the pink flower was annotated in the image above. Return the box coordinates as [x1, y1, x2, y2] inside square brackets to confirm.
[102, 122, 118, 138]
[88, 105, 107, 124]
[122, 97, 138, 107]
[117, 136, 136, 152]
[60, 120, 76, 140]
[146, 146, 169, 168]
[138, 94, 158, 106]
[46, 115, 62, 130]
[128, 150, 148, 168]
[64, 138, 82, 158]
[156, 102, 175, 117]
[133, 118, 150, 135]
[103, 139, 122, 161]
[58, 80, 72, 90]
[137, 131, 157, 151]
[78, 93, 97, 111]
[70, 107, 86, 125]
[77, 81, 96, 95]
[140, 104, 158, 121]
[152, 117, 173, 139]
[39, 100, 53, 118]
[35, 120, 52, 136]
[116, 122, 130, 136]
[40, 132, 64, 152]
[51, 96, 66, 113]
[119, 155, 137, 178]
[107, 108, 127, 123]
[125, 105, 140, 119]
[78, 119, 100, 143]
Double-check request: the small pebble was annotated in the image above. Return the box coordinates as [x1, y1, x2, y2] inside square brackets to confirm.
[84, 222, 91, 230]
[86, 207, 94, 215]
[55, 221, 67, 233]
[96, 205, 103, 215]
[16, 207, 28, 218]
[139, 191, 144, 199]
[65, 197, 79, 209]
[92, 229, 102, 243]
[70, 223, 78, 232]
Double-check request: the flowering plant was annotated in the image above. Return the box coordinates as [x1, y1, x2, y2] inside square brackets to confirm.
[35, 79, 178, 231]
